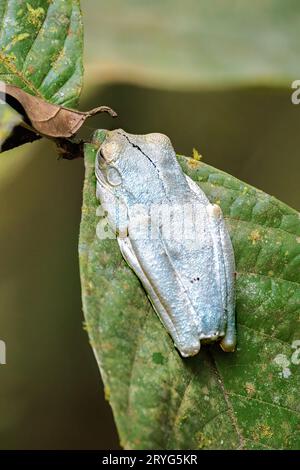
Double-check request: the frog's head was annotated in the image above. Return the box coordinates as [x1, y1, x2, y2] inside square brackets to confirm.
[95, 129, 175, 198]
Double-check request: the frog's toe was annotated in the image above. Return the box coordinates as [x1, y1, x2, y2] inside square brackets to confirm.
[220, 332, 236, 352]
[177, 338, 201, 358]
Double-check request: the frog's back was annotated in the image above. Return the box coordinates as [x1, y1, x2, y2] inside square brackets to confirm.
[127, 188, 228, 346]
[96, 129, 236, 356]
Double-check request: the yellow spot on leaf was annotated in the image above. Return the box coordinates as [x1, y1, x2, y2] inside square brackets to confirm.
[0, 52, 17, 65]
[252, 423, 273, 441]
[245, 382, 256, 396]
[260, 424, 273, 439]
[249, 229, 261, 244]
[187, 158, 201, 169]
[196, 432, 212, 449]
[26, 3, 45, 28]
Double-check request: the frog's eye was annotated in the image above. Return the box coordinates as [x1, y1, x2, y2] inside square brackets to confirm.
[99, 140, 120, 163]
[106, 166, 122, 186]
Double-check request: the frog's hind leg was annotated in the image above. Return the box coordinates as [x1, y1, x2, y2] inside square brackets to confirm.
[219, 221, 236, 352]
[185, 175, 236, 352]
[207, 204, 236, 352]
[118, 237, 200, 357]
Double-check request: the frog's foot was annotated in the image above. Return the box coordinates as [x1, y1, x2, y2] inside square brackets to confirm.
[220, 330, 236, 352]
[177, 338, 201, 358]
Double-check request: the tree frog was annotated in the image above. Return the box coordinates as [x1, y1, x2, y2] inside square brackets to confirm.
[95, 129, 236, 357]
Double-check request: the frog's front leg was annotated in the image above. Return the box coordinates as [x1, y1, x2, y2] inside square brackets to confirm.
[96, 184, 128, 238]
[206, 204, 236, 352]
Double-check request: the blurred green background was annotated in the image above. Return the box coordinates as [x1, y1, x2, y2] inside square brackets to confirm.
[0, 0, 300, 449]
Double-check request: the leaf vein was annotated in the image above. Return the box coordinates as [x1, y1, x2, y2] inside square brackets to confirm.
[228, 390, 300, 417]
[209, 351, 245, 449]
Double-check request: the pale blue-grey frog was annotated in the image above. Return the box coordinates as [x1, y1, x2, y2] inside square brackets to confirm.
[95, 129, 236, 357]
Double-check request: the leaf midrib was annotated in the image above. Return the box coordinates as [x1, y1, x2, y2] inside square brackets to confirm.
[209, 352, 245, 449]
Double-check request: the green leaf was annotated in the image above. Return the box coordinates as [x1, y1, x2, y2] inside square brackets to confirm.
[82, 0, 299, 88]
[0, 0, 83, 107]
[80, 143, 300, 450]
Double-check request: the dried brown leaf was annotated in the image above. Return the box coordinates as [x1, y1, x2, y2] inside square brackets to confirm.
[4, 84, 117, 139]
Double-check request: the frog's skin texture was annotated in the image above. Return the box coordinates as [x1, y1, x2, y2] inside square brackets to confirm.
[95, 129, 236, 357]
